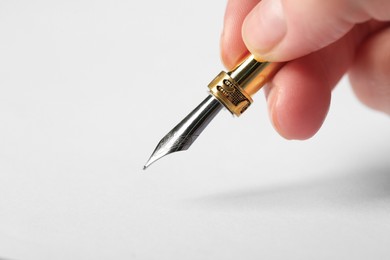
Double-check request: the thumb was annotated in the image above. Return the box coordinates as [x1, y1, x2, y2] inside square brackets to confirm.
[242, 0, 390, 61]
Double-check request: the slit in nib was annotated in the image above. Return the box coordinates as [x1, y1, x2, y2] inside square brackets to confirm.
[142, 95, 222, 170]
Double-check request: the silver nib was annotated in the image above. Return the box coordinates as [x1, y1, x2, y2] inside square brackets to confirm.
[143, 95, 222, 170]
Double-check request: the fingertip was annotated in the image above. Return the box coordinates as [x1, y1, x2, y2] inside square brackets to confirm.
[220, 20, 250, 70]
[220, 0, 260, 69]
[349, 27, 390, 114]
[220, 32, 247, 70]
[266, 59, 332, 140]
[242, 0, 286, 61]
[220, 32, 232, 69]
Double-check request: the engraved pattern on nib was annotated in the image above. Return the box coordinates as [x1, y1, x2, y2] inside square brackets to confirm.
[171, 134, 198, 150]
[143, 95, 222, 170]
[155, 132, 199, 156]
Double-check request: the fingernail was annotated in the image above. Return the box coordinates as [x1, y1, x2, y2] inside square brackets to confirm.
[243, 0, 286, 59]
[220, 27, 249, 70]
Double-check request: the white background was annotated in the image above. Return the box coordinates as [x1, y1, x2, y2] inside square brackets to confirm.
[0, 0, 389, 259]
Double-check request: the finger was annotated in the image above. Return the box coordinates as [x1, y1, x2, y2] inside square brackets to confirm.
[349, 26, 390, 115]
[221, 0, 260, 69]
[242, 0, 390, 61]
[265, 28, 361, 139]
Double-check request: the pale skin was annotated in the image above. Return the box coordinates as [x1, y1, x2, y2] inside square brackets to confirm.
[221, 0, 390, 140]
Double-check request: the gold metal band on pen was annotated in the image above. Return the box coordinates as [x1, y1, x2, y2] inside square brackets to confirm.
[208, 55, 282, 116]
[208, 71, 253, 116]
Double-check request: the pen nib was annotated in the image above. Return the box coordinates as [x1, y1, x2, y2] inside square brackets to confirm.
[143, 95, 222, 170]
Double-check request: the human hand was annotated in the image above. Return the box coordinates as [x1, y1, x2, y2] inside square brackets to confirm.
[221, 0, 390, 139]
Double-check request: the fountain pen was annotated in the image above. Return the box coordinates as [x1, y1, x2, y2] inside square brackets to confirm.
[144, 55, 282, 170]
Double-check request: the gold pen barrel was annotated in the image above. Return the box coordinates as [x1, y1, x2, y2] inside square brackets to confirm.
[208, 55, 282, 116]
[228, 55, 282, 96]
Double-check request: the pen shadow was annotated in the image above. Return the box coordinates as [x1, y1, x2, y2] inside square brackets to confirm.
[188, 160, 390, 212]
